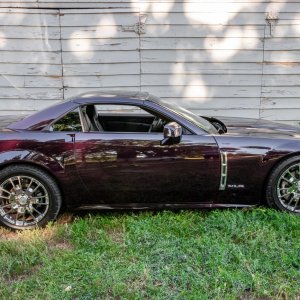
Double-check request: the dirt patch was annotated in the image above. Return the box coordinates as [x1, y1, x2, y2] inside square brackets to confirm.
[56, 213, 74, 225]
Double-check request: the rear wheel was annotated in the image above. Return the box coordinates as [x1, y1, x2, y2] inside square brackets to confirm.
[266, 156, 300, 214]
[0, 165, 62, 230]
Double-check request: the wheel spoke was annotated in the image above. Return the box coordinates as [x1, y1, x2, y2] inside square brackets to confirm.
[2, 208, 14, 217]
[293, 199, 300, 211]
[31, 206, 42, 216]
[26, 178, 34, 191]
[0, 187, 11, 195]
[15, 212, 19, 224]
[29, 211, 38, 224]
[0, 203, 12, 209]
[17, 176, 22, 189]
[22, 212, 26, 226]
[9, 178, 16, 190]
[31, 184, 41, 194]
[280, 192, 292, 198]
[283, 172, 297, 183]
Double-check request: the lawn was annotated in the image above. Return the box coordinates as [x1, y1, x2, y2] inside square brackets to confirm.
[0, 208, 300, 299]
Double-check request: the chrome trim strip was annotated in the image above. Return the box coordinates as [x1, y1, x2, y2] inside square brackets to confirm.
[219, 151, 228, 190]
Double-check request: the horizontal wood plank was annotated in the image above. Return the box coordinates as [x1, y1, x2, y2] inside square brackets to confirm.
[190, 108, 260, 119]
[64, 87, 139, 98]
[0, 99, 61, 110]
[260, 109, 300, 121]
[141, 37, 263, 50]
[141, 74, 261, 86]
[64, 75, 139, 87]
[0, 26, 60, 39]
[143, 25, 265, 38]
[0, 10, 59, 26]
[0, 75, 62, 87]
[0, 52, 61, 64]
[142, 85, 261, 98]
[262, 86, 300, 98]
[0, 87, 62, 99]
[265, 38, 300, 51]
[61, 26, 137, 39]
[141, 62, 263, 74]
[145, 12, 266, 25]
[0, 64, 62, 76]
[62, 51, 139, 63]
[261, 98, 300, 109]
[60, 12, 139, 26]
[141, 50, 263, 63]
[63, 63, 140, 75]
[0, 39, 61, 51]
[264, 51, 300, 63]
[263, 75, 300, 86]
[263, 62, 300, 74]
[62, 38, 139, 51]
[158, 97, 261, 109]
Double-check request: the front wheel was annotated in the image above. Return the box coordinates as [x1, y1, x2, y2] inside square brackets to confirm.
[266, 156, 300, 214]
[0, 165, 62, 230]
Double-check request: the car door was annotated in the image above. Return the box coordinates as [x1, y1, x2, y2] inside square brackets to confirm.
[74, 131, 220, 206]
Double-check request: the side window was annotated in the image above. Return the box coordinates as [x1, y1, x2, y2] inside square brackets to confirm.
[50, 108, 82, 132]
[92, 104, 169, 133]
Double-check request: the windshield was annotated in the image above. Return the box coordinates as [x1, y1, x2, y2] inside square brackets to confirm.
[149, 96, 218, 134]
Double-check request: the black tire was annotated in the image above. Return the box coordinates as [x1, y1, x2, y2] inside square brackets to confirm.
[0, 164, 62, 230]
[266, 156, 300, 214]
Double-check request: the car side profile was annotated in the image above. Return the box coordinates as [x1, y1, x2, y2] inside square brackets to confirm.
[1, 91, 300, 229]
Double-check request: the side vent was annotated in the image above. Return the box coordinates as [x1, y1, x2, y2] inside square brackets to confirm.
[219, 152, 228, 190]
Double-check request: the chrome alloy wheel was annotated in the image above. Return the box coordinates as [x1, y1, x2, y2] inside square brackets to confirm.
[277, 163, 300, 213]
[0, 176, 49, 227]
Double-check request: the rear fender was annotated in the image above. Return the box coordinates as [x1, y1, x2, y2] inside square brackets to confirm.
[0, 149, 64, 175]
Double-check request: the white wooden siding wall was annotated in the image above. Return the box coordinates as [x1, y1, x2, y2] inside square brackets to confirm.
[0, 1, 299, 124]
[60, 9, 141, 99]
[0, 8, 62, 114]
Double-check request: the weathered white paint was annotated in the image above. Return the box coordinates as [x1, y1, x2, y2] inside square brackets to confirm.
[0, 3, 299, 123]
[63, 63, 140, 76]
[64, 75, 140, 87]
[141, 50, 263, 63]
[0, 87, 62, 99]
[0, 64, 62, 76]
[0, 75, 62, 88]
[142, 62, 263, 74]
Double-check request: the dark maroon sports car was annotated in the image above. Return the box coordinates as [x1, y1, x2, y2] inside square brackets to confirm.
[1, 91, 300, 229]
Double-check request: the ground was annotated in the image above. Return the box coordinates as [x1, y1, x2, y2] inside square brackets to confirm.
[0, 208, 300, 299]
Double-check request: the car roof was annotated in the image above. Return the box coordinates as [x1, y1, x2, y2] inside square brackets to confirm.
[7, 91, 157, 131]
[71, 90, 152, 104]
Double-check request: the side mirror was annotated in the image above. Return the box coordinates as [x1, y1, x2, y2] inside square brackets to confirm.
[161, 122, 182, 146]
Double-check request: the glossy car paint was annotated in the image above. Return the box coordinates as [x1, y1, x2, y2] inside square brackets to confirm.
[75, 132, 220, 206]
[1, 91, 300, 210]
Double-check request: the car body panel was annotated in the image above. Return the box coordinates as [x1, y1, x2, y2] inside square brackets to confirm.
[74, 132, 220, 206]
[0, 131, 83, 205]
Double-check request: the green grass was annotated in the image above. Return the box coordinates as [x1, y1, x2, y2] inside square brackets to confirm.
[1, 208, 300, 299]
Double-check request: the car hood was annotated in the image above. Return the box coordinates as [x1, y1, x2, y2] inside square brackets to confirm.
[213, 116, 300, 139]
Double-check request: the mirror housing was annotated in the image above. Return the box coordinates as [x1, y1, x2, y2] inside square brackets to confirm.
[161, 122, 182, 146]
